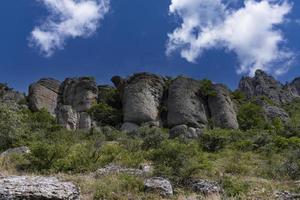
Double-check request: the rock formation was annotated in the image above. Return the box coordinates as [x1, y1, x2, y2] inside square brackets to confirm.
[208, 84, 239, 129]
[144, 177, 173, 196]
[167, 76, 208, 129]
[121, 73, 165, 126]
[0, 83, 26, 109]
[28, 78, 61, 115]
[0, 176, 80, 200]
[56, 77, 98, 130]
[238, 70, 296, 104]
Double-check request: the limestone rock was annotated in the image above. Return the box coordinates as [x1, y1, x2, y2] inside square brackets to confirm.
[122, 73, 165, 125]
[276, 191, 300, 200]
[28, 78, 61, 115]
[167, 76, 208, 128]
[58, 77, 98, 112]
[0, 84, 26, 109]
[144, 177, 173, 196]
[121, 122, 139, 133]
[190, 179, 222, 197]
[208, 84, 239, 129]
[263, 105, 290, 123]
[56, 77, 98, 130]
[0, 146, 30, 157]
[0, 176, 80, 200]
[170, 125, 203, 139]
[95, 164, 152, 178]
[238, 70, 295, 104]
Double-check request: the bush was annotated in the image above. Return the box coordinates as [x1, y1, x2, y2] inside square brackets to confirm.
[0, 104, 27, 151]
[88, 103, 122, 126]
[200, 79, 216, 97]
[237, 103, 267, 130]
[221, 176, 250, 198]
[148, 140, 210, 183]
[94, 174, 144, 200]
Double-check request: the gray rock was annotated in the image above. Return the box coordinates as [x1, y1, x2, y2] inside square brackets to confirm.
[95, 164, 152, 178]
[57, 105, 78, 130]
[122, 73, 165, 125]
[190, 179, 222, 196]
[58, 77, 98, 112]
[238, 70, 295, 104]
[28, 78, 61, 115]
[276, 191, 300, 200]
[263, 105, 290, 123]
[0, 84, 26, 109]
[170, 125, 203, 139]
[144, 177, 173, 196]
[208, 84, 239, 129]
[121, 122, 139, 133]
[0, 176, 80, 200]
[167, 77, 208, 128]
[56, 77, 98, 130]
[0, 146, 30, 157]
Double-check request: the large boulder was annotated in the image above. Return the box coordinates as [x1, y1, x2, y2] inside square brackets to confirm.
[144, 177, 173, 196]
[0, 146, 30, 157]
[28, 78, 61, 115]
[122, 73, 165, 125]
[56, 77, 98, 130]
[0, 176, 80, 200]
[167, 76, 208, 128]
[238, 70, 295, 104]
[208, 84, 239, 129]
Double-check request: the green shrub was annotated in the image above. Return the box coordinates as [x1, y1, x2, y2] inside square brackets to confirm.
[0, 104, 27, 151]
[237, 103, 267, 130]
[200, 79, 216, 97]
[94, 174, 144, 200]
[148, 140, 210, 183]
[88, 103, 122, 126]
[221, 176, 250, 198]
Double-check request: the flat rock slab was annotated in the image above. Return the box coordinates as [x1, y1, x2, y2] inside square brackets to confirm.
[0, 176, 80, 200]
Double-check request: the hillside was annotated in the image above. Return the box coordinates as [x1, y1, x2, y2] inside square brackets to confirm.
[1, 70, 300, 199]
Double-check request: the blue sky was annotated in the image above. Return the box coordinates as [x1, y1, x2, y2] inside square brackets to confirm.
[0, 0, 300, 92]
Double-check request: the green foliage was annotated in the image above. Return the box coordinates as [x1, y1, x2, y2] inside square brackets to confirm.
[98, 87, 121, 109]
[148, 140, 211, 183]
[237, 102, 267, 130]
[94, 174, 144, 200]
[88, 103, 122, 126]
[0, 104, 27, 151]
[221, 176, 250, 198]
[200, 79, 216, 97]
[231, 91, 246, 103]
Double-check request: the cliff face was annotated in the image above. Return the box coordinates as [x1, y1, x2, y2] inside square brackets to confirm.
[1, 70, 299, 133]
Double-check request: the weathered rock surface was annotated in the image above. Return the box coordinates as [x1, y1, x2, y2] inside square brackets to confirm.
[263, 105, 290, 123]
[276, 191, 300, 200]
[190, 179, 222, 197]
[95, 164, 152, 178]
[0, 84, 26, 109]
[28, 78, 61, 115]
[122, 73, 165, 125]
[144, 177, 173, 196]
[238, 70, 295, 104]
[121, 122, 139, 133]
[56, 77, 98, 130]
[208, 84, 239, 129]
[167, 77, 208, 129]
[0, 146, 30, 157]
[170, 125, 203, 139]
[0, 176, 80, 200]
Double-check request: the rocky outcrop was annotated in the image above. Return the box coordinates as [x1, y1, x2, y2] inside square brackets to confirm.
[263, 105, 290, 123]
[238, 70, 296, 104]
[0, 84, 26, 109]
[122, 73, 165, 125]
[167, 77, 208, 129]
[56, 77, 98, 130]
[208, 84, 239, 129]
[144, 177, 173, 196]
[95, 164, 152, 178]
[0, 146, 30, 157]
[276, 191, 300, 200]
[169, 125, 203, 139]
[28, 78, 61, 115]
[189, 179, 222, 198]
[0, 176, 80, 200]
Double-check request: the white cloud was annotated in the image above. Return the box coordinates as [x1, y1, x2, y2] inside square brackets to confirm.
[167, 0, 294, 76]
[30, 0, 110, 57]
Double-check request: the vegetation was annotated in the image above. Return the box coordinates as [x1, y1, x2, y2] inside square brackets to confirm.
[1, 97, 300, 199]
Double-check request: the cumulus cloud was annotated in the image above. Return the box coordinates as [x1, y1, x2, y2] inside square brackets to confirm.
[167, 0, 294, 76]
[30, 0, 110, 57]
